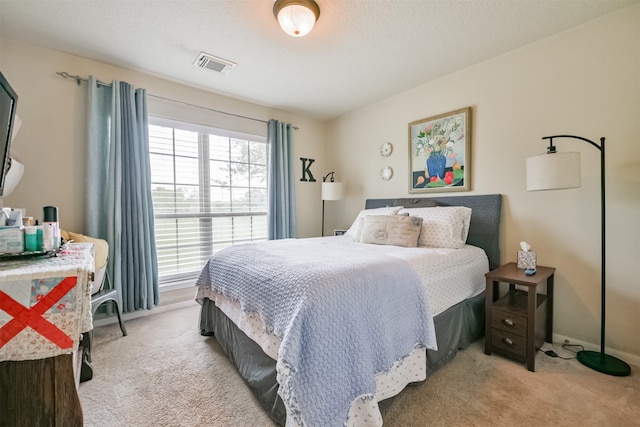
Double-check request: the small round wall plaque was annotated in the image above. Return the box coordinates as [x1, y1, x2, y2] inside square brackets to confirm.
[380, 142, 393, 157]
[380, 166, 393, 180]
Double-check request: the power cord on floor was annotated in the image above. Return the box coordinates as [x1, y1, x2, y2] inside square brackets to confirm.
[542, 341, 582, 360]
[561, 343, 584, 354]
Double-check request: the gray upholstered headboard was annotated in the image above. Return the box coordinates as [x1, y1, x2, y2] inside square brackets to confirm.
[365, 194, 502, 270]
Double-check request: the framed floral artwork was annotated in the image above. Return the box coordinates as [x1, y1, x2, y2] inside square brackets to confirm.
[408, 106, 472, 193]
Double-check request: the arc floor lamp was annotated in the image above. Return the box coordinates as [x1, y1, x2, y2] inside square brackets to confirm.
[321, 172, 342, 236]
[526, 134, 630, 377]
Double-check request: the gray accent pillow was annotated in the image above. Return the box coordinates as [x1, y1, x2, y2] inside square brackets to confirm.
[359, 215, 423, 247]
[344, 206, 404, 241]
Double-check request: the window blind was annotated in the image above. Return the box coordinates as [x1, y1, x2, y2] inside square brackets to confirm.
[149, 117, 268, 287]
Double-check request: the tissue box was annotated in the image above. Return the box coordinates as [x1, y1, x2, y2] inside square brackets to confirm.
[517, 250, 537, 269]
[0, 226, 24, 253]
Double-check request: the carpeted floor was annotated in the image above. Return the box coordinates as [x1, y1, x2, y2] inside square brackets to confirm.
[80, 302, 639, 427]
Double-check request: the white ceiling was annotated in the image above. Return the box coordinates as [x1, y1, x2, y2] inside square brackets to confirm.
[0, 0, 636, 121]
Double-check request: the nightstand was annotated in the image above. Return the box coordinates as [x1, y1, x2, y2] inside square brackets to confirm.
[484, 262, 556, 372]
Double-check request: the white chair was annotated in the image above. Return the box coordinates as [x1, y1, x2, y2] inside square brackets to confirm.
[91, 262, 127, 337]
[62, 231, 127, 382]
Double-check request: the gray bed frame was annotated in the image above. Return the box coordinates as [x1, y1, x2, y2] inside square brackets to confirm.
[199, 194, 502, 425]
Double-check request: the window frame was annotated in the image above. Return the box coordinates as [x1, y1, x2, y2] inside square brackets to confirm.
[148, 116, 268, 289]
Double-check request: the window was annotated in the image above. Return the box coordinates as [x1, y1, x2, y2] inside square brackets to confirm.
[148, 117, 268, 288]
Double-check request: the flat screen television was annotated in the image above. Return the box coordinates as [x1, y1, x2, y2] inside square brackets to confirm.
[0, 71, 18, 197]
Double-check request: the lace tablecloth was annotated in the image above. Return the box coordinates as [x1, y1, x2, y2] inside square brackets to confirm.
[0, 242, 94, 361]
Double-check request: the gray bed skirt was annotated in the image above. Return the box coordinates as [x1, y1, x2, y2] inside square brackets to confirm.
[199, 291, 485, 425]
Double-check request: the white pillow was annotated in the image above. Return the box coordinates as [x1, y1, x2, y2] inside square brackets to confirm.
[398, 206, 472, 249]
[345, 206, 403, 241]
[359, 215, 423, 247]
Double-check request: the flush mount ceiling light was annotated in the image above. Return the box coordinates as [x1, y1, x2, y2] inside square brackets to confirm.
[273, 0, 320, 37]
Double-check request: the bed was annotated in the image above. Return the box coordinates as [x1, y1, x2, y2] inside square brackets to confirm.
[196, 194, 502, 426]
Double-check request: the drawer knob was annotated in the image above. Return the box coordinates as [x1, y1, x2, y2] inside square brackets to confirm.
[503, 337, 514, 346]
[502, 318, 515, 326]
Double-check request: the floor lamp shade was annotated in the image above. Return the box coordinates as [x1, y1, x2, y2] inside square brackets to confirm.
[322, 182, 342, 201]
[526, 152, 581, 191]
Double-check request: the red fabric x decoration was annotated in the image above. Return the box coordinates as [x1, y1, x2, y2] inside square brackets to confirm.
[0, 276, 77, 349]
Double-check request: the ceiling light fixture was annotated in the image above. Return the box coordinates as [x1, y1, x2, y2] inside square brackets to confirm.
[273, 0, 320, 37]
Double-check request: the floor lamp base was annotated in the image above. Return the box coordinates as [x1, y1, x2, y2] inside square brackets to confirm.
[577, 350, 631, 377]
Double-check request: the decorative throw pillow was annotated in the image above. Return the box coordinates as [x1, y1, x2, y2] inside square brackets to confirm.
[359, 215, 423, 247]
[345, 206, 403, 241]
[398, 206, 472, 249]
[61, 230, 109, 270]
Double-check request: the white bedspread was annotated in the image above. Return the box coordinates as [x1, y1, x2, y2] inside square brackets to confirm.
[331, 237, 489, 315]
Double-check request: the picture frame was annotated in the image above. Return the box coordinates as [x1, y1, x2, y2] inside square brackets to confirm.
[408, 107, 472, 193]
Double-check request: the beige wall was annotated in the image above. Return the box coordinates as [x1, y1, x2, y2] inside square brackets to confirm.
[0, 38, 326, 238]
[326, 5, 640, 360]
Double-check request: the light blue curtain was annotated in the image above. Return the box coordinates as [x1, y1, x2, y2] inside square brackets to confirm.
[87, 77, 158, 312]
[267, 119, 296, 239]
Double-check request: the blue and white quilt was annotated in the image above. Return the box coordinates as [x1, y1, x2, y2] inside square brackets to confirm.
[196, 238, 437, 427]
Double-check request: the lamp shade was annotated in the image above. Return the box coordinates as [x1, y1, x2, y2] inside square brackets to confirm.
[273, 0, 320, 37]
[322, 182, 342, 201]
[526, 151, 581, 191]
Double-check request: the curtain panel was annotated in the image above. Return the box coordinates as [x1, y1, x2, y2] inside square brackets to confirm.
[267, 119, 296, 239]
[87, 77, 158, 312]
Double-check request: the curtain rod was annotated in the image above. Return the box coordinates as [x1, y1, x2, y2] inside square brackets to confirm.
[55, 71, 298, 130]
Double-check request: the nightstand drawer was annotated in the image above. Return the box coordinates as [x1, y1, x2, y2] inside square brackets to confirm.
[492, 328, 527, 357]
[491, 308, 527, 336]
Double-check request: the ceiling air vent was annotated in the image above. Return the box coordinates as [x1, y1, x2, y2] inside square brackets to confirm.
[194, 52, 236, 75]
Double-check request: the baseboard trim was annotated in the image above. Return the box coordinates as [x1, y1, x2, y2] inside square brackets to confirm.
[93, 299, 199, 328]
[552, 333, 639, 367]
